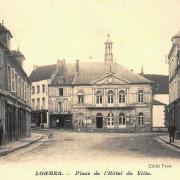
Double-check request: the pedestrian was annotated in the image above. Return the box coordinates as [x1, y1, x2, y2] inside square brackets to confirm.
[0, 120, 4, 148]
[56, 119, 59, 128]
[168, 124, 176, 143]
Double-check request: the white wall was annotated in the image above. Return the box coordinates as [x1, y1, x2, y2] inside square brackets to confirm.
[153, 105, 165, 127]
[31, 79, 51, 127]
[31, 79, 50, 109]
[153, 94, 169, 104]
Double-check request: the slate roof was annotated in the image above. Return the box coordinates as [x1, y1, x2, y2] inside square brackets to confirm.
[0, 39, 31, 84]
[172, 30, 180, 38]
[12, 50, 25, 59]
[0, 23, 13, 37]
[29, 64, 56, 82]
[74, 62, 152, 84]
[152, 99, 166, 106]
[29, 61, 152, 84]
[140, 74, 169, 94]
[51, 63, 76, 85]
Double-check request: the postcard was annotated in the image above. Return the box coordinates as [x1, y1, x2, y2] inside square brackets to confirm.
[0, 0, 180, 180]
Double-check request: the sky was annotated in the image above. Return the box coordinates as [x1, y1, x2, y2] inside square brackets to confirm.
[1, 0, 180, 75]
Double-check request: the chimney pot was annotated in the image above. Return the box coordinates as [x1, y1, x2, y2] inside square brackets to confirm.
[33, 65, 38, 71]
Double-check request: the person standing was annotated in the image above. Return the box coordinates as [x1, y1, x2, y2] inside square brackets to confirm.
[168, 124, 176, 143]
[0, 120, 4, 147]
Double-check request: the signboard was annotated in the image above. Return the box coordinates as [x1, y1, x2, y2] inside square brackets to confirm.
[50, 97, 68, 101]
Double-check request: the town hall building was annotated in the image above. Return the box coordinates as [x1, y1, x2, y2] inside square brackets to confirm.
[29, 35, 153, 132]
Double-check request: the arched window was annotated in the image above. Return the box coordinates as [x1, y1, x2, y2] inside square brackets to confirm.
[138, 112, 144, 125]
[119, 113, 126, 126]
[96, 91, 103, 104]
[77, 91, 84, 104]
[107, 112, 114, 127]
[119, 90, 126, 103]
[108, 90, 114, 104]
[138, 90, 144, 103]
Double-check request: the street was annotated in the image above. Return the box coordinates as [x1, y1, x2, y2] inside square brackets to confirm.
[0, 130, 180, 164]
[0, 130, 180, 180]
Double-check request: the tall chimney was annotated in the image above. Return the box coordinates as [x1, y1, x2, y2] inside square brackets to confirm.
[56, 59, 64, 73]
[76, 59, 79, 72]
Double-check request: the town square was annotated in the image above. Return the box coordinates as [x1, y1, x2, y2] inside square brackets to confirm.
[0, 0, 180, 180]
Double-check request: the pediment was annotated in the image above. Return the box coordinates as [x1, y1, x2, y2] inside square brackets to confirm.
[92, 73, 130, 85]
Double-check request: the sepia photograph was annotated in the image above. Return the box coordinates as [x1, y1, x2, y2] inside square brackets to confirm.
[0, 0, 180, 179]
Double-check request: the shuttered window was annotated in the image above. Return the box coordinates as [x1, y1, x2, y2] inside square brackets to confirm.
[10, 68, 16, 92]
[24, 81, 27, 101]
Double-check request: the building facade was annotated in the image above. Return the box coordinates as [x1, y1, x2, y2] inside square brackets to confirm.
[166, 31, 180, 138]
[30, 78, 50, 128]
[140, 73, 169, 131]
[30, 36, 153, 132]
[0, 22, 31, 144]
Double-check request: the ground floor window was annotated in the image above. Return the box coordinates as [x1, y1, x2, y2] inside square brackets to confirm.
[138, 112, 144, 125]
[107, 112, 114, 128]
[119, 113, 126, 127]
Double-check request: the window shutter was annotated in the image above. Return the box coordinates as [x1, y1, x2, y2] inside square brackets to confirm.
[18, 76, 21, 97]
[21, 79, 24, 99]
[24, 81, 27, 101]
[10, 68, 16, 92]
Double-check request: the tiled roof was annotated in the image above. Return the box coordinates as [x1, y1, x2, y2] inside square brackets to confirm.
[140, 74, 169, 94]
[0, 24, 13, 37]
[152, 99, 166, 106]
[30, 61, 152, 84]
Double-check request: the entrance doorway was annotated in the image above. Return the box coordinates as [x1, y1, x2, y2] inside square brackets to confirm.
[49, 114, 72, 129]
[96, 113, 103, 128]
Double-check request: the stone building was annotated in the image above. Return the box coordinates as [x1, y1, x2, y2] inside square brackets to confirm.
[29, 65, 50, 128]
[0, 22, 31, 144]
[30, 35, 153, 132]
[166, 31, 180, 138]
[140, 71, 169, 131]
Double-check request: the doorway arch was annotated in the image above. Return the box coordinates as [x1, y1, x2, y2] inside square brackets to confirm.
[96, 113, 103, 128]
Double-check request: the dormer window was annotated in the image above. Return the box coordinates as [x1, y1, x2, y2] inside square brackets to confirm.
[58, 75, 64, 84]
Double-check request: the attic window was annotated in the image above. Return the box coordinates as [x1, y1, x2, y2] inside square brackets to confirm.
[58, 76, 64, 84]
[59, 88, 63, 96]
